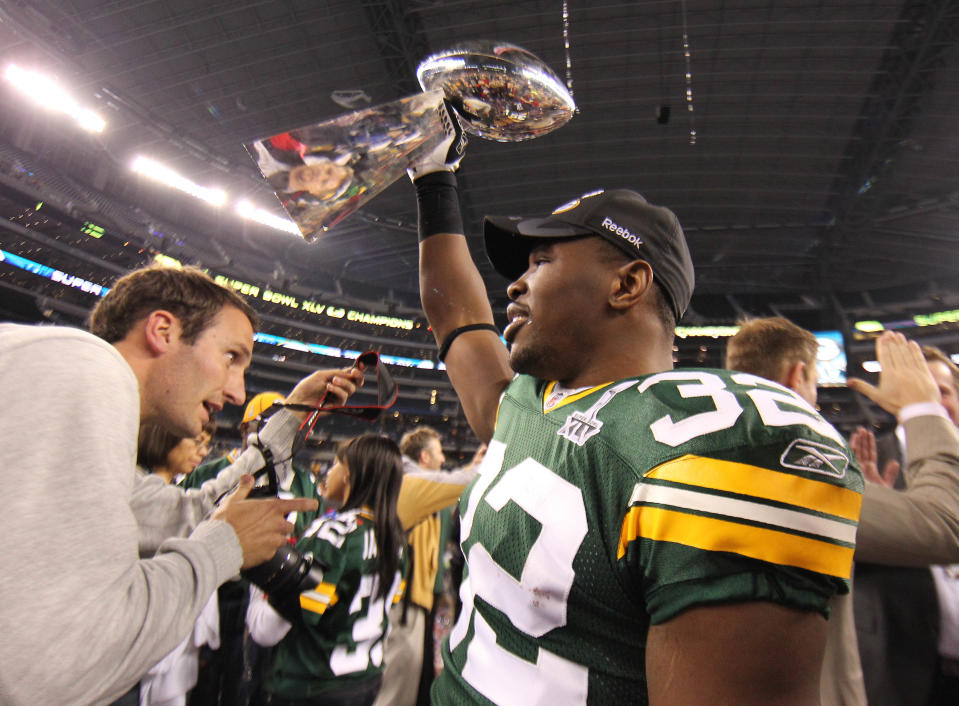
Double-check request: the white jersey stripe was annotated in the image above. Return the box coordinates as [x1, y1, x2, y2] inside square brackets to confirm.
[630, 482, 857, 545]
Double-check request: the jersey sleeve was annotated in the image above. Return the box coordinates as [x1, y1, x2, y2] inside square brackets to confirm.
[294, 515, 352, 623]
[617, 374, 863, 625]
[179, 457, 230, 489]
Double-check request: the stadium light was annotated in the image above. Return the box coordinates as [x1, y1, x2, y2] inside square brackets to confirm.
[3, 64, 106, 133]
[131, 155, 227, 206]
[236, 199, 301, 234]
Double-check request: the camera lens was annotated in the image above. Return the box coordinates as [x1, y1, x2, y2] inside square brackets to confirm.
[242, 545, 311, 594]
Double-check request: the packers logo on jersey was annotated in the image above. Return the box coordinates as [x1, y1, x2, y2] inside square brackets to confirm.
[780, 438, 849, 478]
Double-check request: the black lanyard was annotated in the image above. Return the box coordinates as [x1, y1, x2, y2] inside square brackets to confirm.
[248, 350, 398, 484]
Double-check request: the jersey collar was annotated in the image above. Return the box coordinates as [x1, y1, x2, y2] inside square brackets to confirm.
[542, 380, 615, 413]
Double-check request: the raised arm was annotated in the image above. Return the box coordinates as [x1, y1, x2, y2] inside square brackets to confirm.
[396, 464, 478, 530]
[847, 330, 959, 565]
[854, 417, 959, 565]
[132, 367, 363, 556]
[410, 103, 513, 442]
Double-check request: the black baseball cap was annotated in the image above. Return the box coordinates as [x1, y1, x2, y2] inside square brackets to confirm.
[484, 188, 695, 321]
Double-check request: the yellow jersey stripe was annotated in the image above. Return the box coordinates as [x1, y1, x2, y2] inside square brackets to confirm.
[300, 581, 336, 613]
[300, 594, 332, 615]
[392, 578, 407, 604]
[645, 454, 862, 521]
[630, 483, 857, 544]
[617, 505, 854, 578]
[308, 582, 337, 598]
[299, 581, 338, 615]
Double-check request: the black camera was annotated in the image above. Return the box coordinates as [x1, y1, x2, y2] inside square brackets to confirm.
[242, 544, 328, 621]
[238, 449, 328, 620]
[243, 543, 323, 595]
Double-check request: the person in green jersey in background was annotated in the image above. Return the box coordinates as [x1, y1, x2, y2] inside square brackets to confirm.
[247, 434, 405, 705]
[403, 104, 864, 705]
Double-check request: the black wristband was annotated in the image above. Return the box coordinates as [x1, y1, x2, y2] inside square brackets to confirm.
[414, 171, 465, 242]
[438, 323, 500, 362]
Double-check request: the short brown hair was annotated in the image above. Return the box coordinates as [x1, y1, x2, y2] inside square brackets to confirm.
[922, 345, 959, 388]
[726, 317, 819, 384]
[89, 265, 257, 344]
[399, 426, 441, 461]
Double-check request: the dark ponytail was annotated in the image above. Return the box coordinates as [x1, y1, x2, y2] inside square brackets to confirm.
[338, 434, 404, 599]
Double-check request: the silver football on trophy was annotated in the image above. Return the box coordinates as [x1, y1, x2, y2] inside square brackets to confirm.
[416, 41, 576, 142]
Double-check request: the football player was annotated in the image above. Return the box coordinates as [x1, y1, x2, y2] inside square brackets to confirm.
[407, 106, 863, 705]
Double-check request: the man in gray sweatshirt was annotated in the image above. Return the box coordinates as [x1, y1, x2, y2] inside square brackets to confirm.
[0, 264, 363, 705]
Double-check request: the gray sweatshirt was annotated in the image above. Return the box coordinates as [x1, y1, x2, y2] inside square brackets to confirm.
[0, 324, 242, 705]
[131, 407, 301, 558]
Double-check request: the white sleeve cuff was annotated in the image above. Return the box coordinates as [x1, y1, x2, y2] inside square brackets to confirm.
[900, 401, 949, 423]
[246, 586, 292, 647]
[258, 408, 300, 459]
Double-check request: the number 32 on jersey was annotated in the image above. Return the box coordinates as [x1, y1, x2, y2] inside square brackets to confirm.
[448, 371, 841, 704]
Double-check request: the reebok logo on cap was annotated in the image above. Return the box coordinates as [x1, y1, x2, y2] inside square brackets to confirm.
[484, 188, 695, 321]
[600, 217, 642, 246]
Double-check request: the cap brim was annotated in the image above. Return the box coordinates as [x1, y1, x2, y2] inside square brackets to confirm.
[484, 215, 592, 280]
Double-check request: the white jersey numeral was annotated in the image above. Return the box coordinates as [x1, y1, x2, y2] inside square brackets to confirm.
[730, 372, 845, 445]
[639, 371, 743, 446]
[638, 370, 840, 447]
[329, 571, 401, 676]
[450, 441, 590, 705]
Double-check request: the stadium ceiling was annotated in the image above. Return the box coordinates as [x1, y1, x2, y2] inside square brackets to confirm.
[0, 0, 958, 326]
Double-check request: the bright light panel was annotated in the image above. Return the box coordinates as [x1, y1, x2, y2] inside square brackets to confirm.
[131, 156, 226, 206]
[4, 64, 106, 133]
[236, 200, 301, 234]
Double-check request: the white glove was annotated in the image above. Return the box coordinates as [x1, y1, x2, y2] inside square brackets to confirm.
[407, 99, 468, 181]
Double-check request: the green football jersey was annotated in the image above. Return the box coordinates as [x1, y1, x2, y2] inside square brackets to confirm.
[433, 368, 863, 705]
[180, 454, 234, 488]
[266, 508, 403, 698]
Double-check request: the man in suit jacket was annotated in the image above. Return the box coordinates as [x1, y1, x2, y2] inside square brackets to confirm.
[849, 344, 959, 706]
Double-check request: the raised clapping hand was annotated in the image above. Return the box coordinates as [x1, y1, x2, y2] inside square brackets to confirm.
[213, 474, 319, 568]
[849, 425, 901, 488]
[847, 330, 941, 415]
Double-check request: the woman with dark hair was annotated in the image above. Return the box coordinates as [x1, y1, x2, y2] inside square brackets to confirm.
[247, 433, 406, 706]
[129, 419, 228, 559]
[138, 421, 214, 485]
